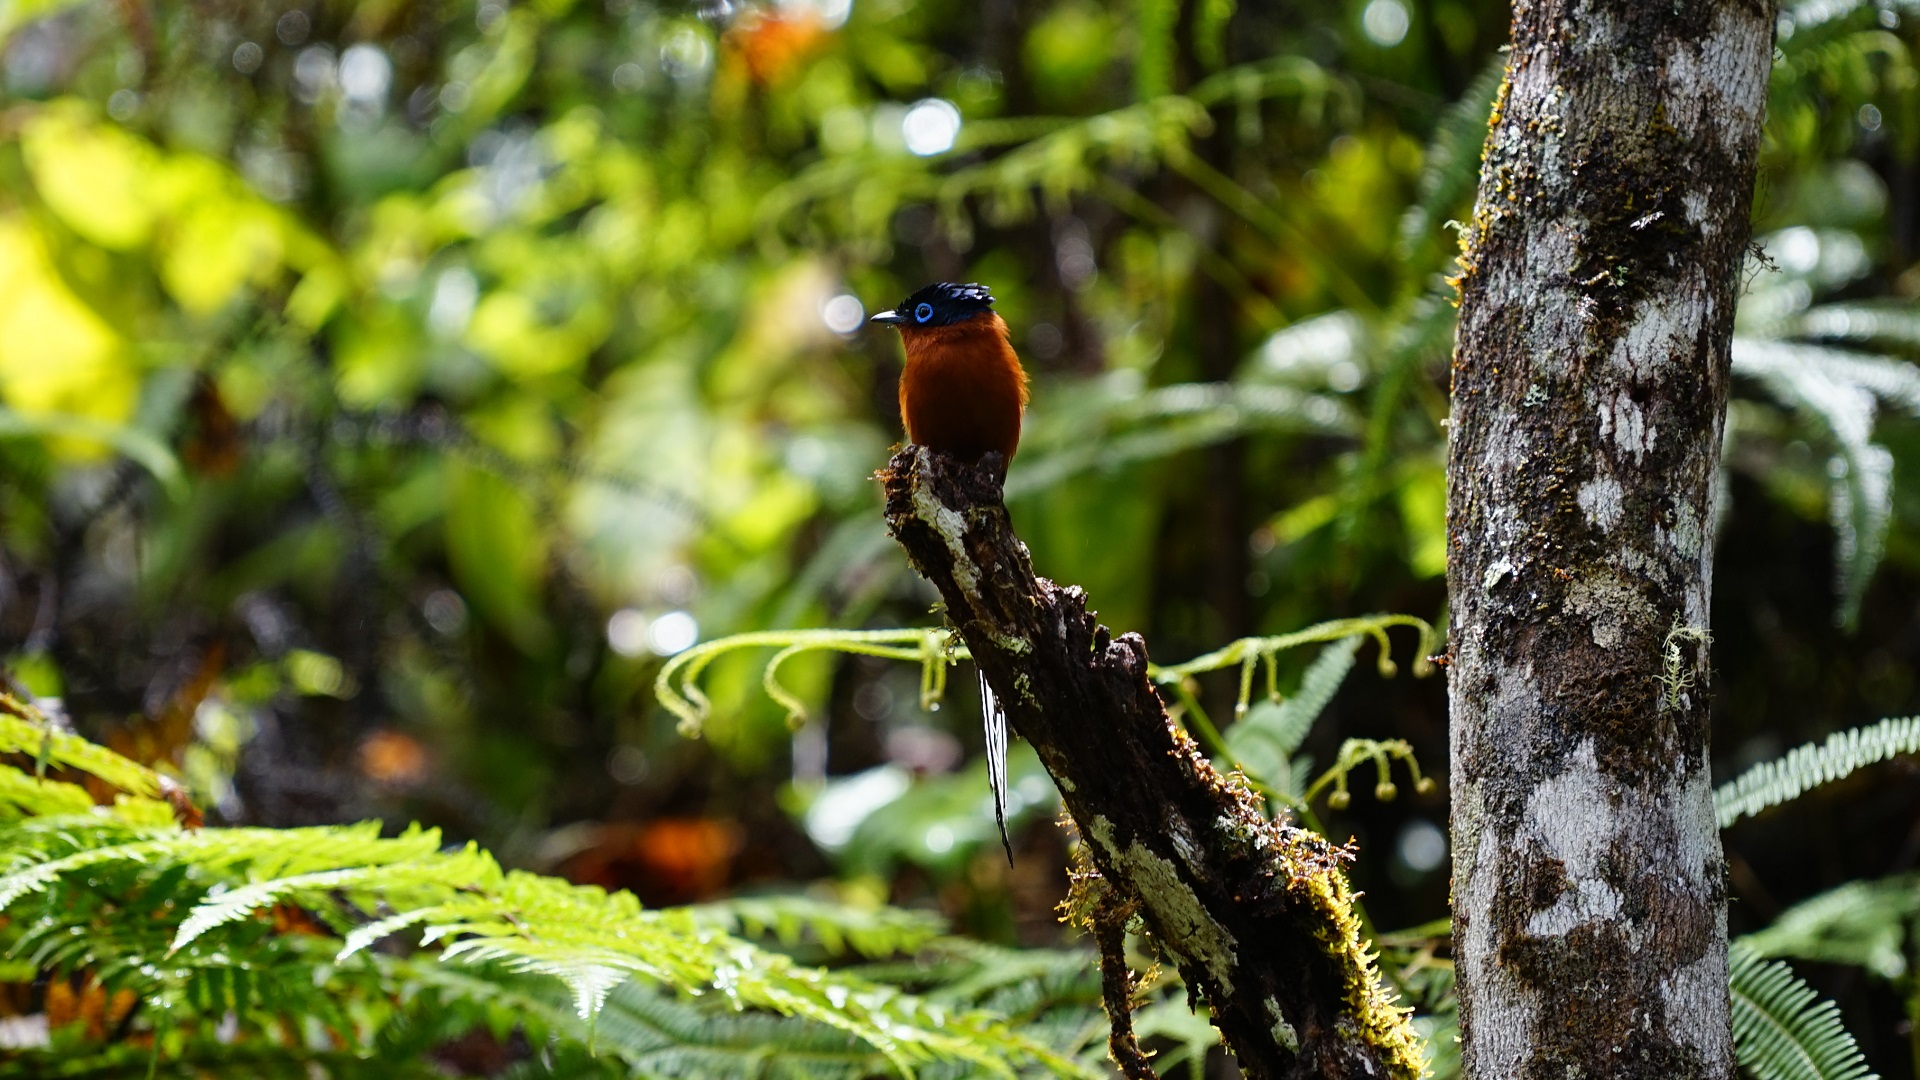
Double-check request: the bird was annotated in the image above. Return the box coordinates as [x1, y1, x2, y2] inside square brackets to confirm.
[869, 281, 1030, 480]
[871, 282, 1030, 861]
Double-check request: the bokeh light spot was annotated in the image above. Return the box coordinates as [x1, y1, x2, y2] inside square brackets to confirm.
[1362, 0, 1410, 46]
[821, 293, 864, 334]
[1396, 818, 1448, 874]
[902, 98, 961, 156]
[339, 44, 392, 105]
[647, 610, 699, 655]
[607, 608, 650, 657]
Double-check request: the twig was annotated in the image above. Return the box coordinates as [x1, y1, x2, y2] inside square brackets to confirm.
[1092, 894, 1160, 1080]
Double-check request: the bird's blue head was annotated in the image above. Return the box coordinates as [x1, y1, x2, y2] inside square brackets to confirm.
[870, 282, 995, 329]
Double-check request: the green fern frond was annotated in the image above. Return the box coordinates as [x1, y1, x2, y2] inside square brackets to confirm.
[0, 698, 162, 797]
[854, 938, 1108, 1073]
[655, 628, 951, 738]
[0, 819, 446, 909]
[1009, 381, 1357, 497]
[0, 745, 1086, 1079]
[171, 838, 495, 951]
[761, 56, 1346, 245]
[1192, 0, 1237, 71]
[912, 939, 1103, 1010]
[1398, 57, 1506, 260]
[338, 905, 444, 960]
[1792, 303, 1920, 362]
[1731, 337, 1897, 628]
[1226, 636, 1361, 794]
[1716, 715, 1920, 827]
[1741, 874, 1920, 981]
[596, 980, 889, 1078]
[412, 960, 897, 1079]
[692, 893, 947, 959]
[0, 762, 95, 817]
[1151, 613, 1436, 684]
[652, 616, 1430, 783]
[1728, 942, 1878, 1080]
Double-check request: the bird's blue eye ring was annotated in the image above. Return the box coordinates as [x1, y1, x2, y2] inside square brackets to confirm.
[914, 302, 934, 323]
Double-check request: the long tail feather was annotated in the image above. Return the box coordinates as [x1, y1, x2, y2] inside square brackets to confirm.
[980, 671, 1013, 864]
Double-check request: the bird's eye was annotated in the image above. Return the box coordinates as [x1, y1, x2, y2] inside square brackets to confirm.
[914, 302, 934, 323]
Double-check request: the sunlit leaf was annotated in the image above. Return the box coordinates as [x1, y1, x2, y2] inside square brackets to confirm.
[0, 217, 138, 461]
[21, 101, 157, 249]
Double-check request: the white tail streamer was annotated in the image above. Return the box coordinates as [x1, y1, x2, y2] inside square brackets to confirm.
[980, 672, 1012, 863]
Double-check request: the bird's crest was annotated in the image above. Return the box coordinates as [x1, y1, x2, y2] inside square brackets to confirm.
[881, 282, 996, 329]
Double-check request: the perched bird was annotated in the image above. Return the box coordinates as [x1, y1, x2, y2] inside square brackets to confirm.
[870, 282, 1030, 480]
[871, 282, 1030, 860]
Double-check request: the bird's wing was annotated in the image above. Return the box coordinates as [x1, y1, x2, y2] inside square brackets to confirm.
[980, 671, 1013, 864]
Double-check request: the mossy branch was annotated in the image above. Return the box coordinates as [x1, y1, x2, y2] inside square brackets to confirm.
[878, 445, 1423, 1080]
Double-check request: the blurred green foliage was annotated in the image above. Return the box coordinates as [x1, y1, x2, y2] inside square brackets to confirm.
[5, 0, 1920, 1073]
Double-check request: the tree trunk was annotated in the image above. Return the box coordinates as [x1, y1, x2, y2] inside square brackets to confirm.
[1445, 2, 1775, 1077]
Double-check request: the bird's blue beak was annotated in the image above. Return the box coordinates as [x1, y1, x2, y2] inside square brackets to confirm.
[869, 310, 906, 326]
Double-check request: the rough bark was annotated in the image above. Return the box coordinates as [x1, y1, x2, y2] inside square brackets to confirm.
[1446, 2, 1775, 1077]
[881, 446, 1422, 1080]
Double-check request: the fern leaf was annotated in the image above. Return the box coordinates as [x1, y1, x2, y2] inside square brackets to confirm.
[1793, 303, 1920, 364]
[1738, 336, 1920, 417]
[557, 961, 628, 1020]
[1, 731, 1089, 1077]
[174, 848, 484, 953]
[0, 832, 173, 910]
[338, 906, 444, 960]
[1716, 716, 1920, 827]
[598, 979, 889, 1077]
[1740, 874, 1920, 981]
[691, 894, 946, 959]
[0, 822, 441, 912]
[0, 763, 95, 817]
[1008, 381, 1354, 498]
[1731, 338, 1896, 627]
[0, 707, 161, 797]
[1398, 56, 1506, 259]
[1728, 942, 1877, 1080]
[1226, 636, 1361, 793]
[919, 939, 1102, 1006]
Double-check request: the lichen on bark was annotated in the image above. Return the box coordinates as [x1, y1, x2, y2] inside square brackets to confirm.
[1446, 1, 1775, 1076]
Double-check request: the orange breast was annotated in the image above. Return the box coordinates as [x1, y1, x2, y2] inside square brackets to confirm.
[897, 313, 1030, 467]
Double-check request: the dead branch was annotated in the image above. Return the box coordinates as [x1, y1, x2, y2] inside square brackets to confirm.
[880, 446, 1421, 1080]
